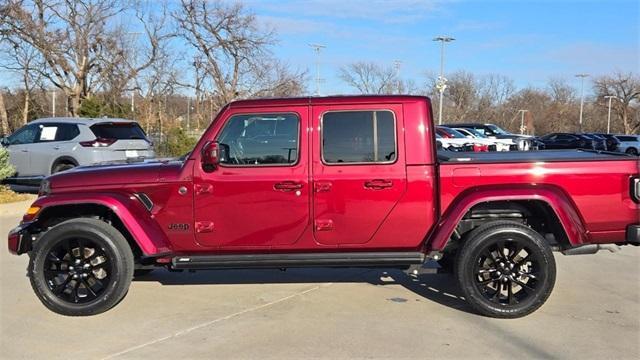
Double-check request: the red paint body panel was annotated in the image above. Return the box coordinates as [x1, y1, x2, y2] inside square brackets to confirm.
[10, 95, 638, 259]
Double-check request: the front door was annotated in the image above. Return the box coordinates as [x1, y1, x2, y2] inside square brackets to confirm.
[5, 123, 40, 176]
[193, 108, 310, 248]
[311, 105, 407, 245]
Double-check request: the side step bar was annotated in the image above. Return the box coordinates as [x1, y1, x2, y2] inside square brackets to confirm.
[171, 252, 425, 270]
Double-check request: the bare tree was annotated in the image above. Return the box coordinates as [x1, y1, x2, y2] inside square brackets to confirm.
[593, 72, 640, 134]
[0, 40, 43, 124]
[339, 62, 398, 94]
[175, 0, 300, 109]
[1, 0, 171, 117]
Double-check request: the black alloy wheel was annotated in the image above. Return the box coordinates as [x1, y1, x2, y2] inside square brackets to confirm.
[43, 237, 112, 304]
[455, 220, 556, 318]
[472, 238, 542, 306]
[29, 218, 134, 316]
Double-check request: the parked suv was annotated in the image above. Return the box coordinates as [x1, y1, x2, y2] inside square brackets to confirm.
[615, 135, 640, 155]
[1, 118, 154, 183]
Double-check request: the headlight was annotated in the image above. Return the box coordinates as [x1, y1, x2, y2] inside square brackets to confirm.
[39, 179, 51, 196]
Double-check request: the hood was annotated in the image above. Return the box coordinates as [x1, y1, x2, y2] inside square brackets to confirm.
[48, 160, 185, 189]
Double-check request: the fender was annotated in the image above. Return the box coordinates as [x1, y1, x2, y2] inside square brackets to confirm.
[29, 193, 172, 256]
[426, 184, 588, 252]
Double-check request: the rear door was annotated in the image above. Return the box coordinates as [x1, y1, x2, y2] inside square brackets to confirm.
[311, 105, 407, 245]
[29, 123, 81, 174]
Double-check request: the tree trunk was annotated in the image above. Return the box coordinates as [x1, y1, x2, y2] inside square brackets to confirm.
[0, 92, 9, 136]
[22, 91, 30, 125]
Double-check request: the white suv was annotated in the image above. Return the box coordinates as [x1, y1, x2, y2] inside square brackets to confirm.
[1, 118, 155, 183]
[614, 135, 639, 155]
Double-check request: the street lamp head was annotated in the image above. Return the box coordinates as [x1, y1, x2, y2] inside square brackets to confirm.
[433, 36, 455, 42]
[575, 73, 589, 78]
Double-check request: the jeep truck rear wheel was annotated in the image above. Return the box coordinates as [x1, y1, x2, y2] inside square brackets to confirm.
[28, 218, 134, 316]
[455, 220, 556, 318]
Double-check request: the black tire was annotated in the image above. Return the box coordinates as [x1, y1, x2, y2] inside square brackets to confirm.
[28, 218, 134, 316]
[625, 148, 638, 156]
[455, 220, 556, 318]
[133, 269, 155, 278]
[52, 162, 76, 174]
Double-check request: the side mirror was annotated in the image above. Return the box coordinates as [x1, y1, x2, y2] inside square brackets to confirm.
[0, 136, 8, 146]
[201, 141, 220, 172]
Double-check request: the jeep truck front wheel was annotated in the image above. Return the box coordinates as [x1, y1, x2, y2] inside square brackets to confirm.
[28, 218, 134, 316]
[455, 220, 556, 318]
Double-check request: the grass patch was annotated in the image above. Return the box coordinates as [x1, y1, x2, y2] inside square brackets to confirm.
[0, 185, 31, 204]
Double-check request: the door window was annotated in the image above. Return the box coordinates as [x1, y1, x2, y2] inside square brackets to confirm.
[216, 113, 300, 166]
[55, 124, 80, 141]
[322, 110, 396, 164]
[7, 124, 39, 145]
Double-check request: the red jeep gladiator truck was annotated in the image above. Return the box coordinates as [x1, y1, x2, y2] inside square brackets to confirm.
[8, 95, 640, 318]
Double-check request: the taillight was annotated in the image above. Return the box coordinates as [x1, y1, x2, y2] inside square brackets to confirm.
[80, 138, 116, 147]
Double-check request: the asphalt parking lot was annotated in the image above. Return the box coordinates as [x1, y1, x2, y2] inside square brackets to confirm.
[1, 199, 639, 359]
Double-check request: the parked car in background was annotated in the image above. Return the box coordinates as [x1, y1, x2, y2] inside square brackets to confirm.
[447, 123, 542, 150]
[436, 126, 492, 152]
[451, 127, 515, 151]
[537, 133, 596, 150]
[591, 133, 620, 152]
[436, 133, 474, 152]
[1, 118, 155, 184]
[614, 134, 640, 155]
[580, 134, 607, 151]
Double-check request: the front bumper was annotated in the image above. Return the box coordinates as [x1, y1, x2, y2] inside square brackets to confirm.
[626, 225, 640, 245]
[7, 222, 33, 255]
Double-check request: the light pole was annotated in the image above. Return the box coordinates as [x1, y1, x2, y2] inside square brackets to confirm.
[130, 91, 135, 113]
[518, 109, 529, 135]
[393, 60, 402, 94]
[433, 36, 455, 125]
[308, 43, 326, 96]
[604, 95, 617, 134]
[575, 73, 589, 132]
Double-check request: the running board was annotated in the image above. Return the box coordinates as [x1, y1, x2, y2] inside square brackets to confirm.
[171, 252, 425, 270]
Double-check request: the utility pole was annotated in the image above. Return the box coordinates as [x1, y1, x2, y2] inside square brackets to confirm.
[51, 90, 56, 117]
[308, 43, 326, 96]
[518, 109, 529, 135]
[130, 91, 135, 113]
[575, 73, 589, 132]
[433, 36, 455, 125]
[393, 60, 402, 94]
[604, 95, 617, 134]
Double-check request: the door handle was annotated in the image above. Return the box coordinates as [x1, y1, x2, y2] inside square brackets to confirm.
[274, 181, 303, 192]
[21, 149, 28, 152]
[364, 179, 393, 190]
[53, 146, 60, 150]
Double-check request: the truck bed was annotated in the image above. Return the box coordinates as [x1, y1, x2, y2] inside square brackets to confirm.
[438, 149, 635, 163]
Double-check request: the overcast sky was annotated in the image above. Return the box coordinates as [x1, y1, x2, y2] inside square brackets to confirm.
[248, 0, 639, 94]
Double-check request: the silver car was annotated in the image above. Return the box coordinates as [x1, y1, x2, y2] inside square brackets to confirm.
[1, 117, 155, 183]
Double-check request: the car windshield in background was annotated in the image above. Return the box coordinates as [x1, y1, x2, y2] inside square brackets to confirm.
[487, 124, 509, 135]
[439, 127, 466, 139]
[90, 123, 148, 140]
[464, 128, 488, 138]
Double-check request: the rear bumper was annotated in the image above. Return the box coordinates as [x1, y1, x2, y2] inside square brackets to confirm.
[626, 225, 640, 245]
[7, 222, 33, 255]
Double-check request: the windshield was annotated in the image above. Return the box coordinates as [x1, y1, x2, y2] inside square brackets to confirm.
[487, 124, 510, 135]
[438, 127, 466, 139]
[458, 128, 487, 138]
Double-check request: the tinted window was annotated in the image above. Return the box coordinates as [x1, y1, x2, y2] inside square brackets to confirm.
[617, 136, 638, 142]
[90, 123, 147, 140]
[322, 110, 396, 164]
[217, 113, 299, 166]
[56, 124, 80, 141]
[7, 124, 39, 145]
